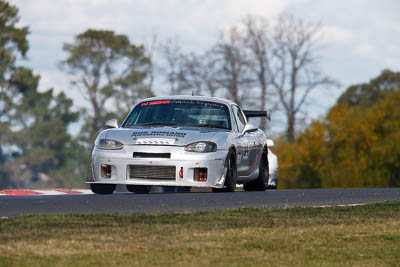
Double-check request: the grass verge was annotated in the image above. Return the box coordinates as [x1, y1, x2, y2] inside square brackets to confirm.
[1, 201, 400, 266]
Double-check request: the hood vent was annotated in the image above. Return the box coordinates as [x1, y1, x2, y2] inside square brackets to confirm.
[133, 152, 171, 159]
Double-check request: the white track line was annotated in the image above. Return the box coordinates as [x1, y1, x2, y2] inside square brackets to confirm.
[34, 190, 66, 195]
[72, 189, 93, 194]
[311, 203, 366, 208]
[0, 189, 94, 196]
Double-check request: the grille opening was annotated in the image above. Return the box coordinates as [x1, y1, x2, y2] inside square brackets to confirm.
[129, 165, 176, 180]
[133, 152, 171, 158]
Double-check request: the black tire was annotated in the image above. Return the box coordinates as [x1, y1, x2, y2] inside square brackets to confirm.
[212, 150, 237, 192]
[126, 185, 151, 194]
[90, 183, 116, 194]
[243, 149, 269, 191]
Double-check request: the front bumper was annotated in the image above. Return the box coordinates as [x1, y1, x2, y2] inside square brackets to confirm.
[87, 145, 228, 188]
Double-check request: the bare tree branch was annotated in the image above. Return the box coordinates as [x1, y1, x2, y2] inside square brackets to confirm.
[269, 14, 338, 141]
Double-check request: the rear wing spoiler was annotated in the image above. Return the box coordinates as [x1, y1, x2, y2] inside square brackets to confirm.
[243, 110, 271, 121]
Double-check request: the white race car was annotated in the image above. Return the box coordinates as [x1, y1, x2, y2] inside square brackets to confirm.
[87, 96, 278, 194]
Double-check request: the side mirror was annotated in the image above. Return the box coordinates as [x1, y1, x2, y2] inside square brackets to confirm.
[242, 122, 258, 134]
[105, 119, 119, 129]
[266, 109, 272, 121]
[266, 139, 274, 147]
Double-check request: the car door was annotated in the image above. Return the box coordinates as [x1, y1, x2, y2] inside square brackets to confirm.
[238, 106, 261, 176]
[231, 105, 251, 177]
[247, 127, 264, 176]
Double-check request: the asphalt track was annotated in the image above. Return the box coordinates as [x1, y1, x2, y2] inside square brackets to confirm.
[1, 188, 400, 217]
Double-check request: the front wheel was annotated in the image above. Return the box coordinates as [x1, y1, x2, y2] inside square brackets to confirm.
[212, 150, 237, 192]
[90, 183, 116, 194]
[126, 185, 151, 194]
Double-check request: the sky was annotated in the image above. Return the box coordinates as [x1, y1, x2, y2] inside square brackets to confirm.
[10, 0, 400, 133]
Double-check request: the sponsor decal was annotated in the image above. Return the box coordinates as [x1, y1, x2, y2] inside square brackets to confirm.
[139, 100, 226, 108]
[131, 130, 187, 138]
[136, 138, 176, 145]
[141, 100, 170, 106]
[170, 100, 227, 108]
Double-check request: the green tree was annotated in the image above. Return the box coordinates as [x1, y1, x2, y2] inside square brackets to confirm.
[277, 121, 327, 189]
[0, 0, 88, 190]
[0, 0, 29, 119]
[278, 70, 400, 189]
[61, 29, 153, 145]
[324, 70, 400, 187]
[325, 90, 400, 187]
[0, 146, 12, 188]
[0, 0, 29, 188]
[4, 68, 80, 188]
[368, 91, 400, 186]
[49, 140, 90, 189]
[337, 69, 400, 107]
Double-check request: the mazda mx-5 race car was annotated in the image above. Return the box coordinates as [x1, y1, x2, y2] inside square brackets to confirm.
[87, 96, 278, 194]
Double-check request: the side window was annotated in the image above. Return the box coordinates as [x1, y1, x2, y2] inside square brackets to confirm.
[231, 108, 239, 132]
[237, 107, 247, 126]
[232, 105, 246, 132]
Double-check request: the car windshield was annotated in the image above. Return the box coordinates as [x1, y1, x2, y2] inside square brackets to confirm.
[122, 99, 231, 130]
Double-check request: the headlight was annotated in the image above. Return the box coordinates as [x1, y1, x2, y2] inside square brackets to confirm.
[185, 141, 217, 153]
[97, 139, 124, 150]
